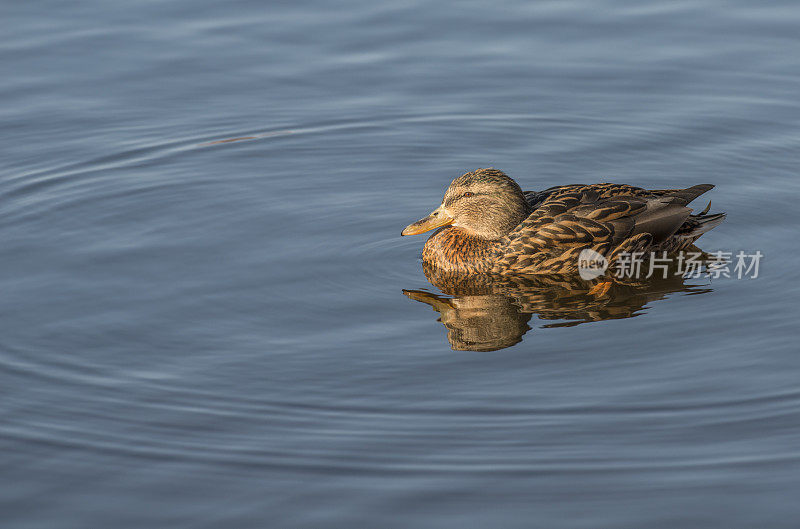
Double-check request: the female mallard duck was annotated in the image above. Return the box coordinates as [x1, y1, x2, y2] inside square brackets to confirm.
[401, 168, 725, 275]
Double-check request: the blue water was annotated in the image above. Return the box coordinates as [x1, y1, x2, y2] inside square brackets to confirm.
[2, 1, 799, 527]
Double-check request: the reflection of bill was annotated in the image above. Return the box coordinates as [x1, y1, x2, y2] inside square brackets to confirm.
[404, 263, 713, 352]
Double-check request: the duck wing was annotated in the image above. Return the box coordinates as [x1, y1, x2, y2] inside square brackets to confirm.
[494, 183, 715, 274]
[523, 184, 584, 209]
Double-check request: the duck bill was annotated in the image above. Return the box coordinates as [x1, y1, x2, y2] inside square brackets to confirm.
[401, 205, 454, 236]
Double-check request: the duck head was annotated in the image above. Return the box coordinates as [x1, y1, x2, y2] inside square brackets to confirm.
[401, 168, 530, 240]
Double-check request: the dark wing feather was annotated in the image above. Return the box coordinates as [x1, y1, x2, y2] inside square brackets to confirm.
[494, 183, 709, 274]
[523, 184, 585, 209]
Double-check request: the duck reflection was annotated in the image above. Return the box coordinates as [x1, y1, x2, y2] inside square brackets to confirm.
[404, 262, 712, 351]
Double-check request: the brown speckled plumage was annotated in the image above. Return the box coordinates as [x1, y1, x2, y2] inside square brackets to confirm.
[403, 169, 726, 275]
[422, 227, 495, 274]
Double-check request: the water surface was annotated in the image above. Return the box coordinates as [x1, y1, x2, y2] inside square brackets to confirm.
[2, 1, 799, 527]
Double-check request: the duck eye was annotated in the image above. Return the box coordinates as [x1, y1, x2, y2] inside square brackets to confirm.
[463, 192, 474, 198]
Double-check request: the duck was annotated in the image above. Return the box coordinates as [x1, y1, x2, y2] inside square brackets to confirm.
[401, 168, 726, 275]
